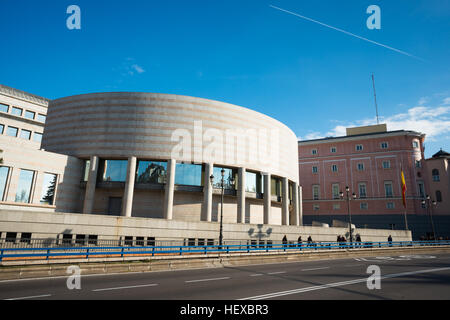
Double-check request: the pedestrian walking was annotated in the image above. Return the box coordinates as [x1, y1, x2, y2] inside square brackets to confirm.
[388, 235, 392, 247]
[356, 234, 361, 248]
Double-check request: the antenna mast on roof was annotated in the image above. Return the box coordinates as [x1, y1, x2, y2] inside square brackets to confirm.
[372, 73, 380, 124]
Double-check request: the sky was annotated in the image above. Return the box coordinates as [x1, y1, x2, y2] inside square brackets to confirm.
[0, 0, 449, 158]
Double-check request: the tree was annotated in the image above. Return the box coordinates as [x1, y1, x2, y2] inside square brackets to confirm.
[42, 175, 57, 205]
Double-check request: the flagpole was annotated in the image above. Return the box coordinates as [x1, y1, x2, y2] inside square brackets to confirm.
[401, 163, 408, 230]
[404, 197, 409, 230]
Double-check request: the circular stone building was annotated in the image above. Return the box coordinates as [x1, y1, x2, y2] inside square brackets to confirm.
[42, 92, 301, 226]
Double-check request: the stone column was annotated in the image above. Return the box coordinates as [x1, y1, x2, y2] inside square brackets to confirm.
[282, 177, 289, 226]
[237, 167, 246, 223]
[263, 173, 271, 225]
[83, 155, 99, 214]
[121, 156, 137, 217]
[163, 159, 176, 220]
[298, 185, 303, 226]
[292, 182, 300, 226]
[202, 163, 213, 222]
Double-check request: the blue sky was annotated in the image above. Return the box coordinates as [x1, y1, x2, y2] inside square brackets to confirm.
[1, 0, 449, 158]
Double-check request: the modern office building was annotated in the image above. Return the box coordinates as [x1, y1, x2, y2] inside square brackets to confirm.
[0, 86, 411, 243]
[298, 124, 449, 239]
[42, 91, 301, 225]
[0, 85, 83, 215]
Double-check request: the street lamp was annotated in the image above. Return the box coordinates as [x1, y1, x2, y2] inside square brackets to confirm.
[422, 195, 438, 240]
[219, 168, 225, 248]
[340, 186, 356, 246]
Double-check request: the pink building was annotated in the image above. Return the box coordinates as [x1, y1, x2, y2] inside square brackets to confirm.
[425, 150, 450, 216]
[297, 124, 446, 239]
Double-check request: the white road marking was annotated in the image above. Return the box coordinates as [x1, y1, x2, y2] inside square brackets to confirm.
[5, 294, 52, 300]
[239, 267, 450, 300]
[267, 271, 286, 275]
[343, 264, 365, 267]
[92, 283, 158, 292]
[250, 274, 264, 277]
[185, 277, 230, 283]
[302, 267, 330, 271]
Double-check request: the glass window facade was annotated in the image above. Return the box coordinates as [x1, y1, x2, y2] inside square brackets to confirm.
[245, 171, 257, 192]
[40, 173, 57, 205]
[0, 103, 8, 113]
[136, 161, 167, 184]
[25, 110, 35, 120]
[0, 166, 10, 201]
[0, 124, 4, 134]
[382, 161, 390, 169]
[212, 166, 235, 190]
[271, 177, 281, 197]
[33, 132, 43, 143]
[15, 169, 35, 203]
[83, 160, 90, 182]
[100, 160, 128, 182]
[175, 163, 202, 186]
[11, 107, 22, 116]
[6, 126, 18, 137]
[37, 114, 46, 123]
[20, 129, 31, 140]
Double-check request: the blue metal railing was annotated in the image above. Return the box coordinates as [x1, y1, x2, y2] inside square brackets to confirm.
[0, 240, 449, 262]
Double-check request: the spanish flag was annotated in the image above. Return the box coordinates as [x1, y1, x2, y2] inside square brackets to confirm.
[401, 168, 407, 208]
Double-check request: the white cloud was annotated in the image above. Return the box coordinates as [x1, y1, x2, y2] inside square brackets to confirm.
[301, 132, 325, 140]
[131, 64, 145, 74]
[299, 97, 450, 142]
[114, 58, 146, 77]
[418, 97, 428, 105]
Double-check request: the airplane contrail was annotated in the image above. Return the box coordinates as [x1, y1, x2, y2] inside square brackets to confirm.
[270, 5, 426, 62]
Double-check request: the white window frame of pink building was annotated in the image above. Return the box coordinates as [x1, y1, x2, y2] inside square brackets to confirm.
[358, 183, 367, 198]
[312, 185, 320, 200]
[384, 181, 394, 198]
[332, 184, 340, 199]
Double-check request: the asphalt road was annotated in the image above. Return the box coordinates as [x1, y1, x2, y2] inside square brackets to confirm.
[1, 252, 450, 300]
